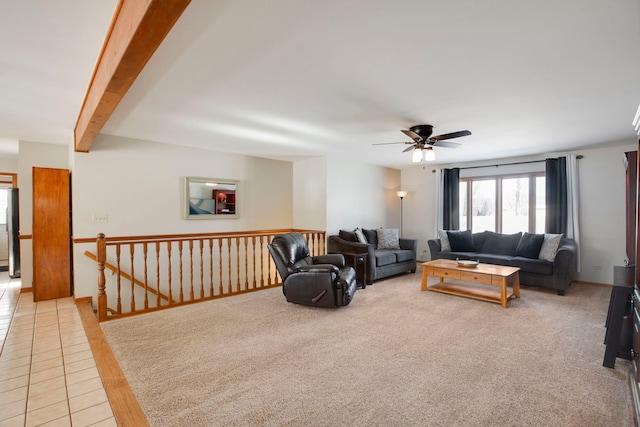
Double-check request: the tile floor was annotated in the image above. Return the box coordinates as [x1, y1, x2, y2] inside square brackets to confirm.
[0, 274, 117, 426]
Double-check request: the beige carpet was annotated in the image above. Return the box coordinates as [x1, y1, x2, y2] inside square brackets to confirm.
[101, 272, 635, 427]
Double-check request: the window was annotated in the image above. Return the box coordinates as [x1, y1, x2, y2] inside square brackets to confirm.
[459, 173, 545, 233]
[471, 179, 496, 232]
[502, 177, 528, 234]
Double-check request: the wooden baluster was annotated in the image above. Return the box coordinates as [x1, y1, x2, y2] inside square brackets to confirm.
[259, 235, 265, 287]
[130, 243, 135, 313]
[218, 238, 223, 295]
[266, 234, 273, 285]
[155, 241, 161, 308]
[243, 236, 249, 291]
[178, 240, 184, 303]
[167, 242, 173, 305]
[227, 238, 233, 294]
[96, 234, 107, 322]
[208, 238, 214, 297]
[252, 236, 257, 289]
[189, 240, 194, 301]
[236, 237, 241, 292]
[199, 239, 204, 299]
[116, 244, 122, 314]
[143, 242, 149, 310]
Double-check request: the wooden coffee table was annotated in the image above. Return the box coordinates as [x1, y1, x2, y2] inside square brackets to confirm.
[420, 259, 520, 308]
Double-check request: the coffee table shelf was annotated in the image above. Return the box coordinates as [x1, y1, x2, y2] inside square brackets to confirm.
[421, 259, 520, 308]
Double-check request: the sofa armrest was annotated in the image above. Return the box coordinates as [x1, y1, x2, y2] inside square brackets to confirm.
[427, 239, 442, 260]
[327, 235, 376, 282]
[399, 238, 418, 256]
[552, 240, 578, 289]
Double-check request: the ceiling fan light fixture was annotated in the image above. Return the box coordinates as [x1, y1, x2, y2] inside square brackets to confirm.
[424, 147, 435, 161]
[412, 148, 424, 162]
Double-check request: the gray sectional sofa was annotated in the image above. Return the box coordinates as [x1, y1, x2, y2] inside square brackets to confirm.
[428, 230, 578, 295]
[327, 228, 417, 285]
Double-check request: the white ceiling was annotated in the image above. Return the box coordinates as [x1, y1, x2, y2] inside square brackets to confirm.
[2, 0, 640, 168]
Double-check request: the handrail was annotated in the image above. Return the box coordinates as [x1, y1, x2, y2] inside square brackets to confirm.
[84, 251, 172, 302]
[93, 229, 326, 321]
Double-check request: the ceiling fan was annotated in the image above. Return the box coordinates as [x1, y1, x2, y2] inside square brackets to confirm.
[374, 124, 471, 162]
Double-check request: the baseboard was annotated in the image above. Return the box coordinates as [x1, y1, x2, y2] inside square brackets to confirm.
[573, 280, 611, 287]
[20, 287, 32, 293]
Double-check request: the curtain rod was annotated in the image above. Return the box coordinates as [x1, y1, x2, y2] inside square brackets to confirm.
[442, 155, 584, 171]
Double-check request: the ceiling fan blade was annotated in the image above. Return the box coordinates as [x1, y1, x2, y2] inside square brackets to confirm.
[430, 130, 472, 141]
[401, 129, 423, 142]
[430, 140, 461, 148]
[402, 145, 416, 152]
[372, 142, 413, 146]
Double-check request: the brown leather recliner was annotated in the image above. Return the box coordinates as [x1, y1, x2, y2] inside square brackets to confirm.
[268, 232, 357, 308]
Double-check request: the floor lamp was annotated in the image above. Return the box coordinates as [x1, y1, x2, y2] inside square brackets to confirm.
[396, 191, 407, 237]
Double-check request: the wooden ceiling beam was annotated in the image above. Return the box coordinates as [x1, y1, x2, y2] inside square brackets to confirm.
[74, 0, 191, 152]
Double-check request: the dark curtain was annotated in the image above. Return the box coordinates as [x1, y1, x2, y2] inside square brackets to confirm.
[442, 168, 460, 230]
[545, 157, 567, 234]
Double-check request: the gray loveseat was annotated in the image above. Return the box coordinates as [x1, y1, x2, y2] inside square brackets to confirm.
[428, 230, 578, 295]
[327, 228, 417, 285]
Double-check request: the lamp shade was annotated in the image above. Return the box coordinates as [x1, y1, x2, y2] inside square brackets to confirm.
[396, 190, 407, 198]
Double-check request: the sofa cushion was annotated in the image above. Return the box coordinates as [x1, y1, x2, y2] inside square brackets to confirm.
[515, 232, 545, 259]
[377, 228, 400, 249]
[476, 254, 513, 265]
[439, 251, 478, 261]
[354, 228, 368, 244]
[482, 231, 522, 256]
[447, 230, 476, 252]
[539, 233, 563, 262]
[375, 250, 397, 267]
[509, 257, 553, 275]
[339, 229, 357, 242]
[438, 230, 451, 251]
[363, 229, 378, 249]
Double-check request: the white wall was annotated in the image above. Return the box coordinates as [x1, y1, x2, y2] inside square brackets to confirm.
[17, 140, 69, 289]
[71, 135, 293, 299]
[400, 142, 637, 284]
[0, 158, 18, 173]
[577, 144, 631, 283]
[399, 165, 438, 261]
[325, 155, 401, 236]
[292, 157, 327, 230]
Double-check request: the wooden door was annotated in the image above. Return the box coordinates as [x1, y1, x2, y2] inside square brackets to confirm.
[33, 167, 71, 301]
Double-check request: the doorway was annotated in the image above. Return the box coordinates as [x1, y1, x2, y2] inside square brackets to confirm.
[0, 173, 19, 277]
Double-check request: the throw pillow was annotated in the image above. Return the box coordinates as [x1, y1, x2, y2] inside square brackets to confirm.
[481, 231, 523, 256]
[539, 233, 563, 262]
[339, 229, 357, 242]
[354, 227, 368, 244]
[515, 232, 545, 259]
[438, 229, 451, 252]
[362, 229, 378, 249]
[377, 228, 401, 250]
[447, 230, 475, 252]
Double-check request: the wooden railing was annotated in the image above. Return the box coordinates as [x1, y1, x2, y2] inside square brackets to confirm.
[90, 229, 325, 322]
